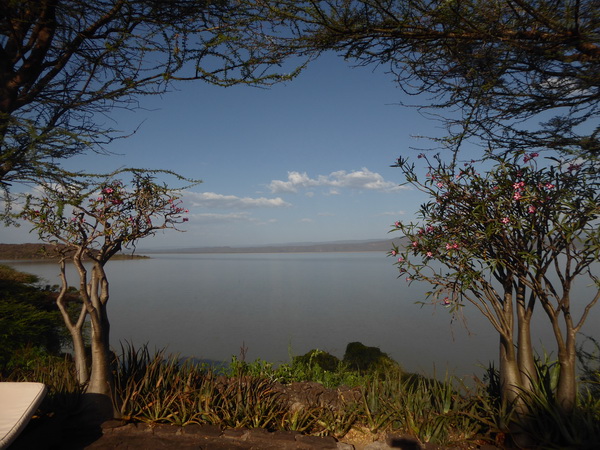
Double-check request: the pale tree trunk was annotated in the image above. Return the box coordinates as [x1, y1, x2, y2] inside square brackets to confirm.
[515, 282, 537, 392]
[56, 255, 89, 384]
[556, 321, 577, 413]
[497, 288, 525, 411]
[70, 254, 118, 422]
[540, 288, 578, 414]
[84, 263, 118, 420]
[70, 317, 89, 384]
[498, 289, 537, 448]
[499, 335, 523, 408]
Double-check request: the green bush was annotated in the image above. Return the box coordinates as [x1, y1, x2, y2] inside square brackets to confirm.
[0, 265, 69, 372]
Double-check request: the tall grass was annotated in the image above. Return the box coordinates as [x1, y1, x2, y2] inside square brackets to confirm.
[5, 342, 600, 447]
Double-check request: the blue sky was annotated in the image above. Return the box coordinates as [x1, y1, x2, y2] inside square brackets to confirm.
[2, 54, 445, 249]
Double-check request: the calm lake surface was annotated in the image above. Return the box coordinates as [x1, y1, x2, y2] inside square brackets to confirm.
[7, 252, 599, 378]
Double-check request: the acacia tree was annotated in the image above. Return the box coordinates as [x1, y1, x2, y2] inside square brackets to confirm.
[390, 152, 600, 414]
[0, 0, 302, 197]
[21, 171, 191, 419]
[242, 0, 600, 158]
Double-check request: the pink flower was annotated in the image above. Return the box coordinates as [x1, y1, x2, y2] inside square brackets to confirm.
[524, 152, 539, 163]
[436, 182, 443, 188]
[545, 183, 555, 189]
[103, 187, 113, 194]
[391, 250, 397, 256]
[394, 221, 401, 228]
[412, 241, 418, 247]
[528, 205, 536, 214]
[501, 217, 510, 224]
[426, 251, 433, 258]
[513, 192, 522, 201]
[445, 243, 452, 250]
[397, 257, 404, 262]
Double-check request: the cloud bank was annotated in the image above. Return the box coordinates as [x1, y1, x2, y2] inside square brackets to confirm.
[184, 192, 291, 209]
[268, 168, 402, 194]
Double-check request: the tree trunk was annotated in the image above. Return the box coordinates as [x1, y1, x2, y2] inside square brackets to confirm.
[81, 265, 118, 421]
[56, 257, 89, 384]
[71, 328, 89, 385]
[516, 304, 537, 392]
[499, 335, 523, 410]
[556, 329, 577, 413]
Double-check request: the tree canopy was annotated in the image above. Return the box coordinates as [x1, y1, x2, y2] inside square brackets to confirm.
[246, 0, 600, 157]
[0, 0, 299, 194]
[391, 151, 600, 413]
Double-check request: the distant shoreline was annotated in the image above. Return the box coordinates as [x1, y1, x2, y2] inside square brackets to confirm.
[141, 238, 403, 255]
[0, 243, 149, 261]
[1, 239, 403, 259]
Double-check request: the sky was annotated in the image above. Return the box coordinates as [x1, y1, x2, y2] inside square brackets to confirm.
[1, 53, 449, 250]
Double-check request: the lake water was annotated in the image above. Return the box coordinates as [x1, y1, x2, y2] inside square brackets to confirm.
[6, 252, 599, 378]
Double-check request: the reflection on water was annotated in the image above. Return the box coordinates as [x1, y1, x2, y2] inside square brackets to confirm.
[6, 253, 599, 378]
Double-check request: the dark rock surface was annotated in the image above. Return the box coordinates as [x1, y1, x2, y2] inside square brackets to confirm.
[10, 416, 501, 450]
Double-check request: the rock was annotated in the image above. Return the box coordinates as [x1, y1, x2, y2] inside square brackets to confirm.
[272, 381, 361, 411]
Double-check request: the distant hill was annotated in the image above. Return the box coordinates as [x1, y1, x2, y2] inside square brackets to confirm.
[144, 238, 406, 254]
[0, 243, 148, 260]
[1, 239, 406, 259]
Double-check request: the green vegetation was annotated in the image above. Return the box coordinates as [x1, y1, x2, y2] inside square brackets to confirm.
[3, 339, 599, 447]
[0, 265, 69, 372]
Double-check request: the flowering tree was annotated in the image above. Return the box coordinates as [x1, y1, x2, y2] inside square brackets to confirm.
[21, 171, 190, 419]
[391, 152, 599, 414]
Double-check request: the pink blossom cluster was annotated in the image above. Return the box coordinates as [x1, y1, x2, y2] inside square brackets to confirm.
[512, 180, 525, 201]
[523, 152, 539, 163]
[92, 183, 125, 206]
[167, 198, 189, 222]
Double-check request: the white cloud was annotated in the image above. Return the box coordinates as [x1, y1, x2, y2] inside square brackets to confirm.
[268, 168, 404, 194]
[381, 210, 406, 216]
[541, 76, 589, 97]
[190, 212, 256, 223]
[184, 191, 291, 209]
